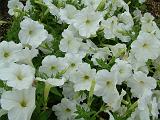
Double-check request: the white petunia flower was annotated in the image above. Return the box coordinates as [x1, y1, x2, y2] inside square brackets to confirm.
[137, 92, 159, 119]
[19, 17, 48, 48]
[0, 41, 22, 64]
[105, 12, 133, 42]
[150, 97, 159, 119]
[102, 12, 133, 42]
[67, 25, 81, 38]
[52, 98, 77, 120]
[59, 29, 82, 53]
[109, 89, 126, 111]
[115, 24, 131, 42]
[85, 39, 98, 54]
[17, 47, 38, 66]
[36, 77, 66, 87]
[62, 82, 75, 100]
[102, 16, 118, 39]
[24, 0, 33, 12]
[82, 0, 101, 10]
[1, 87, 36, 120]
[127, 71, 157, 98]
[63, 53, 84, 79]
[8, 0, 24, 16]
[141, 13, 160, 40]
[109, 43, 127, 58]
[94, 70, 119, 104]
[104, 0, 129, 16]
[127, 52, 149, 74]
[73, 7, 103, 38]
[111, 59, 132, 85]
[152, 90, 160, 109]
[141, 13, 154, 24]
[131, 31, 160, 62]
[0, 63, 35, 90]
[70, 63, 96, 91]
[38, 34, 54, 54]
[59, 4, 79, 24]
[133, 9, 142, 21]
[39, 55, 67, 77]
[152, 22, 160, 40]
[137, 90, 152, 110]
[117, 12, 134, 31]
[142, 22, 160, 40]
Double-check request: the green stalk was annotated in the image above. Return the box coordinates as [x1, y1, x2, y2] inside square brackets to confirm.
[44, 82, 52, 109]
[96, 0, 106, 11]
[87, 80, 96, 107]
[121, 99, 129, 105]
[34, 0, 46, 7]
[122, 101, 138, 119]
[92, 104, 106, 118]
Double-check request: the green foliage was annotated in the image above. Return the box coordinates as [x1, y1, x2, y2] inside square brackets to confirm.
[50, 87, 63, 98]
[5, 13, 24, 43]
[75, 105, 96, 120]
[96, 57, 115, 71]
[1, 0, 160, 120]
[155, 18, 160, 28]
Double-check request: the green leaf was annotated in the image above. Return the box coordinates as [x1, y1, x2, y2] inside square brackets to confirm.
[96, 57, 115, 71]
[75, 105, 96, 120]
[96, 0, 106, 11]
[50, 87, 63, 97]
[39, 110, 52, 120]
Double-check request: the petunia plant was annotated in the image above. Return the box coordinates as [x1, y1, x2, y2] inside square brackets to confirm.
[0, 0, 160, 120]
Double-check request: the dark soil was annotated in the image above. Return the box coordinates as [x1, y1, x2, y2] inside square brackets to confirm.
[0, 0, 9, 19]
[147, 0, 160, 18]
[0, 0, 10, 41]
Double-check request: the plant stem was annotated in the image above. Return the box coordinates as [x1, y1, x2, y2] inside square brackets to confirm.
[87, 80, 96, 107]
[122, 101, 138, 119]
[92, 104, 106, 118]
[44, 82, 52, 109]
[35, 0, 46, 7]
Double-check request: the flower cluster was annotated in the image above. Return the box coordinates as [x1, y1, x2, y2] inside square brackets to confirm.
[0, 0, 160, 120]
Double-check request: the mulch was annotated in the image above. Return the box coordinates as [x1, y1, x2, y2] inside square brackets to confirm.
[147, 0, 160, 18]
[0, 0, 10, 41]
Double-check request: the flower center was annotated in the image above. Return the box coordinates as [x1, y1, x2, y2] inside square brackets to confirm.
[16, 73, 24, 81]
[3, 51, 10, 58]
[119, 69, 124, 74]
[70, 63, 76, 67]
[67, 39, 71, 45]
[142, 43, 149, 48]
[85, 19, 91, 24]
[65, 108, 71, 112]
[28, 30, 33, 35]
[84, 75, 90, 80]
[20, 100, 27, 107]
[106, 81, 112, 87]
[50, 66, 56, 70]
[139, 80, 144, 85]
